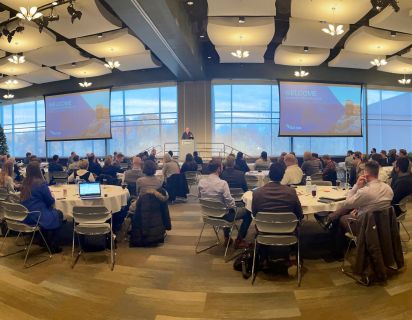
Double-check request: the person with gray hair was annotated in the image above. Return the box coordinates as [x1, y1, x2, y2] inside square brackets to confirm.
[220, 155, 248, 192]
[301, 151, 322, 176]
[162, 152, 180, 180]
[280, 153, 303, 185]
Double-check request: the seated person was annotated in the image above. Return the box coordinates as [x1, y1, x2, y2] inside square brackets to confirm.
[20, 162, 63, 253]
[162, 153, 180, 180]
[198, 159, 252, 249]
[0, 160, 18, 193]
[48, 154, 63, 173]
[101, 156, 122, 178]
[301, 151, 322, 176]
[322, 155, 337, 185]
[124, 156, 144, 187]
[220, 155, 248, 192]
[371, 153, 389, 184]
[136, 160, 163, 196]
[391, 157, 412, 216]
[255, 151, 271, 170]
[324, 161, 393, 255]
[148, 148, 157, 163]
[193, 151, 203, 165]
[281, 154, 303, 185]
[68, 155, 80, 172]
[344, 150, 354, 169]
[235, 152, 250, 173]
[68, 159, 95, 183]
[88, 153, 102, 176]
[23, 152, 32, 165]
[181, 153, 198, 173]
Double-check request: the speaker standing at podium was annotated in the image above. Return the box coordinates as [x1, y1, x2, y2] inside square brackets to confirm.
[181, 127, 194, 140]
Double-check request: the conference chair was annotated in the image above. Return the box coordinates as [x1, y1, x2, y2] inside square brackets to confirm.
[71, 206, 115, 271]
[51, 171, 68, 185]
[245, 175, 260, 190]
[251, 212, 301, 286]
[394, 195, 412, 252]
[311, 181, 332, 186]
[196, 198, 240, 261]
[230, 188, 245, 203]
[0, 202, 52, 268]
[184, 171, 199, 196]
[310, 173, 323, 181]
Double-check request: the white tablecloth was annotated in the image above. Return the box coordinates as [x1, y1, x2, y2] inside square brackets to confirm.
[242, 185, 348, 215]
[245, 170, 269, 187]
[50, 184, 129, 218]
[247, 163, 255, 171]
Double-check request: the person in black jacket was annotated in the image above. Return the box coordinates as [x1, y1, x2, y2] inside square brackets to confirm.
[88, 153, 102, 177]
[235, 151, 250, 173]
[391, 157, 412, 216]
[101, 156, 122, 178]
[220, 155, 248, 192]
[181, 153, 198, 173]
[193, 151, 203, 165]
[48, 155, 63, 173]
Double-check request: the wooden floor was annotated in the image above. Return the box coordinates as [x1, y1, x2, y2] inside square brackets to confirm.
[0, 199, 412, 320]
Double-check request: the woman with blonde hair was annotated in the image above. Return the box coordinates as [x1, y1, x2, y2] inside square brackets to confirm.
[0, 160, 17, 193]
[68, 159, 95, 183]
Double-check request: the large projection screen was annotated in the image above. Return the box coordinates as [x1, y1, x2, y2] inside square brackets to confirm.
[45, 88, 111, 141]
[279, 81, 362, 137]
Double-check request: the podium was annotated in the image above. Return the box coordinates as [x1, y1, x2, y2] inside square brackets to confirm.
[180, 140, 195, 161]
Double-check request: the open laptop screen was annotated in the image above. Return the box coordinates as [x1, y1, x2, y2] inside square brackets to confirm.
[79, 182, 101, 197]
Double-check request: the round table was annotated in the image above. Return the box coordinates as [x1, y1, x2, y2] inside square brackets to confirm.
[245, 170, 269, 187]
[242, 185, 349, 215]
[50, 184, 129, 218]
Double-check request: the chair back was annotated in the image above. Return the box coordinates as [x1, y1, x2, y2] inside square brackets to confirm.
[1, 202, 35, 233]
[255, 212, 298, 234]
[52, 171, 68, 184]
[245, 175, 260, 189]
[396, 195, 412, 216]
[199, 198, 228, 218]
[185, 171, 198, 184]
[310, 173, 323, 181]
[312, 181, 332, 186]
[230, 188, 244, 202]
[73, 206, 111, 224]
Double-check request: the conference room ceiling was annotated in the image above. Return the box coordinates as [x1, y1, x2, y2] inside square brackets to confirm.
[0, 0, 411, 100]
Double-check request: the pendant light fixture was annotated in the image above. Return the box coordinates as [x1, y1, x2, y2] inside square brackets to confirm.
[398, 75, 411, 85]
[231, 35, 249, 59]
[8, 55, 25, 64]
[16, 0, 43, 21]
[322, 7, 344, 36]
[370, 46, 387, 67]
[104, 60, 121, 69]
[294, 66, 309, 77]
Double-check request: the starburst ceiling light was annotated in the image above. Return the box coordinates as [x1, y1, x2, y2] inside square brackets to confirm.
[8, 55, 25, 64]
[104, 60, 121, 69]
[16, 0, 43, 21]
[79, 78, 92, 88]
[398, 75, 411, 85]
[231, 35, 249, 59]
[294, 67, 309, 77]
[370, 57, 387, 66]
[322, 7, 344, 36]
[3, 92, 14, 99]
[5, 79, 18, 86]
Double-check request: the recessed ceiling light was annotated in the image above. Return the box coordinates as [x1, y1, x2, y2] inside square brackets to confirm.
[207, 56, 211, 59]
[52, 1, 58, 5]
[200, 35, 205, 38]
[238, 16, 245, 24]
[303, 46, 309, 52]
[97, 33, 103, 39]
[187, 1, 194, 5]
[390, 31, 396, 37]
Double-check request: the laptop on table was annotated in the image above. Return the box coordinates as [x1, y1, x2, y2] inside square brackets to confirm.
[79, 182, 102, 200]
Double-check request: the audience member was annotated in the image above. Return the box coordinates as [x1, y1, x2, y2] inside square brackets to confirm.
[220, 155, 248, 192]
[234, 151, 250, 173]
[344, 150, 354, 169]
[301, 151, 322, 176]
[0, 160, 17, 193]
[193, 151, 203, 165]
[311, 153, 323, 170]
[136, 160, 163, 196]
[68, 155, 80, 172]
[20, 162, 63, 253]
[277, 152, 287, 170]
[48, 155, 63, 173]
[255, 151, 271, 170]
[67, 151, 76, 165]
[148, 148, 157, 162]
[23, 152, 32, 165]
[124, 156, 144, 187]
[387, 149, 397, 166]
[88, 153, 102, 176]
[371, 153, 389, 183]
[391, 157, 412, 216]
[162, 153, 180, 180]
[380, 150, 388, 166]
[198, 160, 251, 249]
[181, 153, 198, 173]
[101, 156, 122, 178]
[68, 159, 95, 183]
[281, 154, 303, 185]
[322, 155, 337, 185]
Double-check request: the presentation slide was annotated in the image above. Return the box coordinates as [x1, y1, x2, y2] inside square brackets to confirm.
[45, 89, 111, 141]
[279, 82, 362, 136]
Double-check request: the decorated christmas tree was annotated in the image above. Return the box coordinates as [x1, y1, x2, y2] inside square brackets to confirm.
[0, 125, 9, 155]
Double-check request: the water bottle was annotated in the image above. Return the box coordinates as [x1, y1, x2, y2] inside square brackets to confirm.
[305, 176, 312, 193]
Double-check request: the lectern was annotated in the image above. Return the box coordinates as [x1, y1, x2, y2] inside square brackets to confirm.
[180, 140, 195, 161]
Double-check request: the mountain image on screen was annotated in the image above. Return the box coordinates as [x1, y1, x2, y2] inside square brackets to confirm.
[45, 89, 111, 141]
[279, 82, 361, 136]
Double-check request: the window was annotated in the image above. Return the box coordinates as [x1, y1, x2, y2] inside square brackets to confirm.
[0, 84, 178, 157]
[367, 89, 412, 152]
[212, 83, 365, 156]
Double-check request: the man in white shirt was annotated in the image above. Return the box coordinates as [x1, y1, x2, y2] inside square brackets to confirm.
[325, 160, 393, 257]
[281, 154, 303, 185]
[198, 159, 252, 249]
